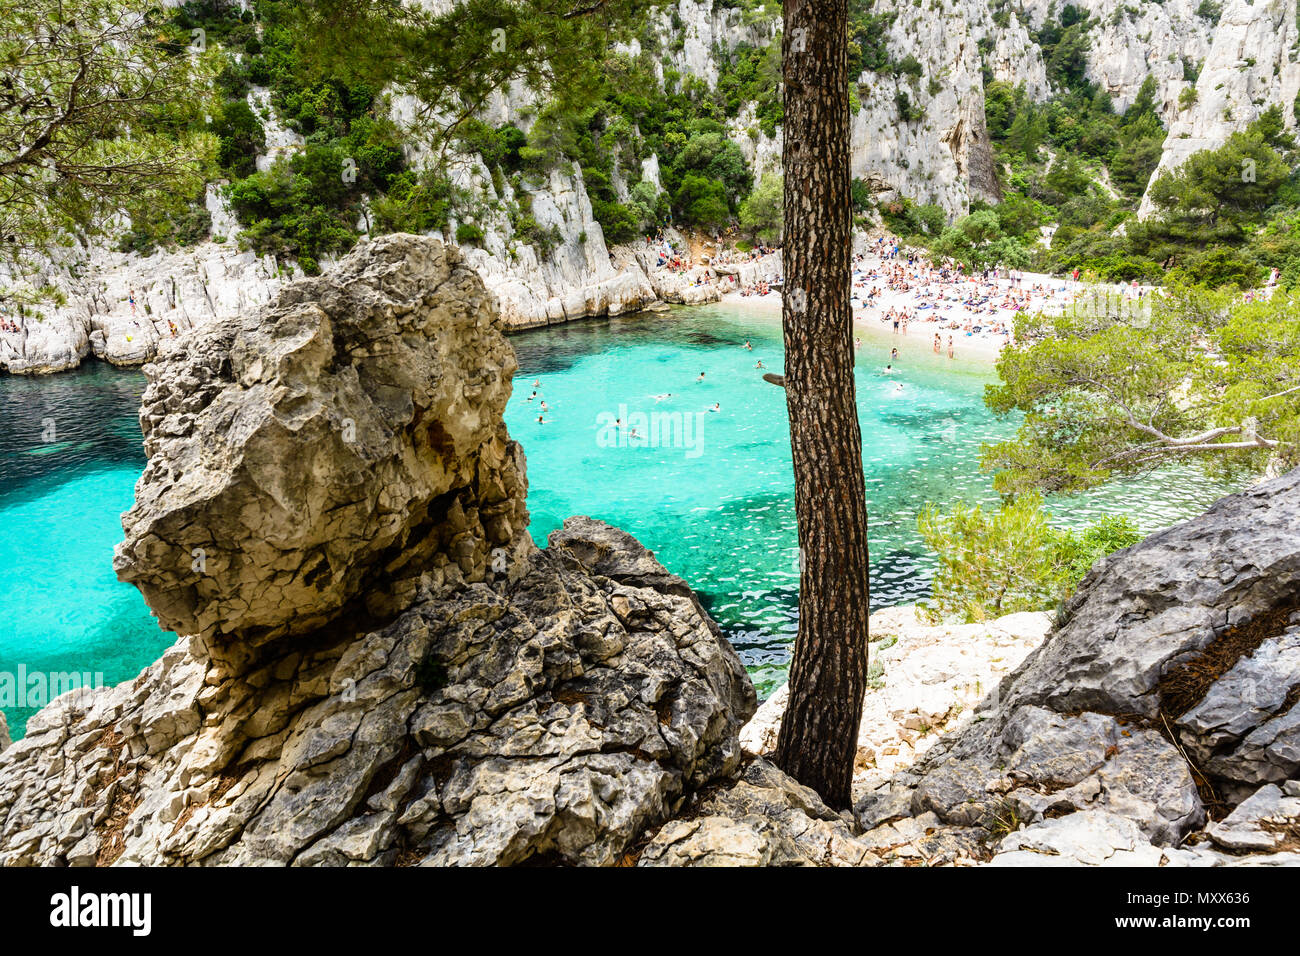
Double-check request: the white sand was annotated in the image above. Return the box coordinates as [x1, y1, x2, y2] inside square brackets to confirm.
[718, 252, 1132, 363]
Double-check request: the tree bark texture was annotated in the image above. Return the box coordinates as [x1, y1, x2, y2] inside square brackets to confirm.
[771, 0, 872, 810]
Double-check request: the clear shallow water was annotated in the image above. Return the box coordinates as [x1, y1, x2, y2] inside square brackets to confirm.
[505, 305, 1238, 695]
[0, 365, 172, 738]
[0, 306, 1237, 736]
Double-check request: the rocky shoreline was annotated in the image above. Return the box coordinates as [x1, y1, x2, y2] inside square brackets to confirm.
[0, 230, 781, 376]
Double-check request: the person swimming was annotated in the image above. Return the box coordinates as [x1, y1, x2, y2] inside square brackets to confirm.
[652, 393, 672, 401]
[696, 372, 706, 382]
[536, 414, 546, 424]
[754, 360, 765, 369]
[708, 402, 720, 412]
[744, 340, 752, 350]
[882, 364, 895, 374]
[890, 347, 898, 362]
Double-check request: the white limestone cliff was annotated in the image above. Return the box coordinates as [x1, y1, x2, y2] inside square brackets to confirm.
[11, 0, 1300, 373]
[1140, 0, 1300, 216]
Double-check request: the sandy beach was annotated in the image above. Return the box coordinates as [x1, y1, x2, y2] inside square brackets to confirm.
[720, 289, 1008, 361]
[718, 250, 1117, 363]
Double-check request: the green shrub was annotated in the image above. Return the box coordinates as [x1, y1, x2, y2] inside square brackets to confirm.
[917, 494, 1143, 623]
[673, 173, 731, 229]
[591, 199, 640, 245]
[212, 99, 265, 179]
[370, 170, 456, 236]
[455, 222, 485, 244]
[738, 173, 782, 240]
[1166, 248, 1261, 290]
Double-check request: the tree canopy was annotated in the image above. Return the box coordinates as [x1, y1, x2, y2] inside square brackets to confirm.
[984, 285, 1300, 493]
[0, 0, 216, 255]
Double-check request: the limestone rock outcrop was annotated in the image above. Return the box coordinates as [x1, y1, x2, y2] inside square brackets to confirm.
[0, 516, 757, 866]
[113, 234, 530, 650]
[1140, 0, 1300, 216]
[0, 240, 300, 375]
[743, 607, 1053, 787]
[637, 758, 878, 867]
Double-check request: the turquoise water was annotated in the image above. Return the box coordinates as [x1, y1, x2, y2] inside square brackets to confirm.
[504, 305, 1237, 694]
[0, 365, 173, 738]
[0, 306, 1236, 736]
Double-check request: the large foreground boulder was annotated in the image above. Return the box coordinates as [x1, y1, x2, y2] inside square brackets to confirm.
[0, 518, 755, 866]
[113, 233, 528, 651]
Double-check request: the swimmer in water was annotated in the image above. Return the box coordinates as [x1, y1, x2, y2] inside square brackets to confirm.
[755, 360, 765, 369]
[894, 382, 904, 392]
[891, 347, 898, 362]
[652, 393, 672, 402]
[744, 340, 752, 350]
[526, 391, 537, 402]
[882, 364, 895, 374]
[540, 401, 548, 412]
[708, 402, 720, 412]
[536, 414, 546, 424]
[696, 372, 706, 382]
[532, 379, 541, 388]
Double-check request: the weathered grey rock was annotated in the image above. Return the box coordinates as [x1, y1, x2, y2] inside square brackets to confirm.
[910, 705, 1203, 845]
[113, 234, 530, 651]
[0, 517, 755, 867]
[989, 811, 1168, 867]
[862, 468, 1300, 861]
[1207, 783, 1300, 853]
[1182, 626, 1300, 787]
[744, 606, 1053, 809]
[994, 468, 1300, 723]
[637, 758, 875, 867]
[0, 711, 8, 751]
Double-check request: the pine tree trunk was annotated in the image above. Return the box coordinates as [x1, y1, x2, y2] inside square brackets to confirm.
[771, 0, 872, 810]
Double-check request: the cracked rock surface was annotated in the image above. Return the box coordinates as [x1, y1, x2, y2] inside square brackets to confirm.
[0, 517, 756, 867]
[854, 467, 1300, 865]
[113, 233, 529, 651]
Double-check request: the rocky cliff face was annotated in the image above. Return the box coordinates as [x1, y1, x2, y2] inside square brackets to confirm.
[0, 236, 300, 375]
[1019, 0, 1213, 113]
[13, 0, 1297, 375]
[1141, 0, 1300, 215]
